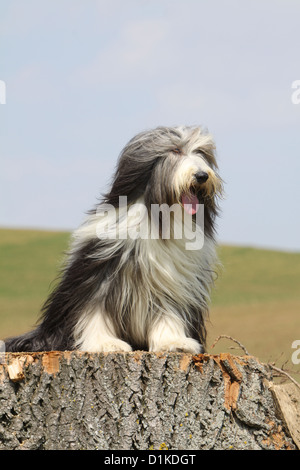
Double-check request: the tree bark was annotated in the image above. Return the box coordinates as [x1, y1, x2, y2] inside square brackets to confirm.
[0, 351, 297, 450]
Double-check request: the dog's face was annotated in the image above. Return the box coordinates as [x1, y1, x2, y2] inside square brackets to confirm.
[106, 126, 223, 229]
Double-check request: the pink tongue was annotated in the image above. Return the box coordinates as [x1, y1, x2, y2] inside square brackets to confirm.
[181, 193, 199, 215]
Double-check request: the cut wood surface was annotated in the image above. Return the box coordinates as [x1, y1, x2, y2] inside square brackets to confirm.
[269, 382, 300, 450]
[0, 351, 297, 450]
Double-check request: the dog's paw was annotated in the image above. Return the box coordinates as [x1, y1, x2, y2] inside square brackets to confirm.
[102, 339, 133, 352]
[91, 338, 132, 353]
[151, 337, 203, 354]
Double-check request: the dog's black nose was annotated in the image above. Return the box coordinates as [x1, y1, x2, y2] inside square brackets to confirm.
[195, 171, 209, 184]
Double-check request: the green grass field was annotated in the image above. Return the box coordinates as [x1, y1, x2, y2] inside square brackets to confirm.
[0, 228, 299, 375]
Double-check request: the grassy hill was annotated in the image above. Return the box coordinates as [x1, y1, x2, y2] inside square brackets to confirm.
[1, 228, 299, 373]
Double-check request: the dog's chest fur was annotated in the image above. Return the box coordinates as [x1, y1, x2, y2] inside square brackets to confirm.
[71, 204, 217, 349]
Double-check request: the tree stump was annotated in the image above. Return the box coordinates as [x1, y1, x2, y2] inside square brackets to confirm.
[0, 351, 297, 450]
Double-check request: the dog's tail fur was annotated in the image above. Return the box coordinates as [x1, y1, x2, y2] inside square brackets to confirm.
[5, 328, 48, 352]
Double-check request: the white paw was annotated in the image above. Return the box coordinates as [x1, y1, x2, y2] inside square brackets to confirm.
[82, 338, 133, 353]
[100, 338, 133, 352]
[150, 337, 203, 354]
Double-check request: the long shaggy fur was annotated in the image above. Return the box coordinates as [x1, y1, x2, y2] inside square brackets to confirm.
[5, 126, 223, 354]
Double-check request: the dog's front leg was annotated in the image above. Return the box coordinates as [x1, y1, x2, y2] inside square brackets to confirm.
[73, 309, 132, 352]
[148, 314, 203, 354]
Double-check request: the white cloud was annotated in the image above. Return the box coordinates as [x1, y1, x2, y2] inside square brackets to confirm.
[74, 18, 169, 85]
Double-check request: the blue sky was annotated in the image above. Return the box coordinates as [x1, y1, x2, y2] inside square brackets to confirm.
[1, 0, 300, 250]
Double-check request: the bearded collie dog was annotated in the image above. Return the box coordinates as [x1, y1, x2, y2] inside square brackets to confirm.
[5, 126, 223, 354]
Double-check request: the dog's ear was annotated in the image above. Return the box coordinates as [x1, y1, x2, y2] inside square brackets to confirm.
[105, 159, 154, 207]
